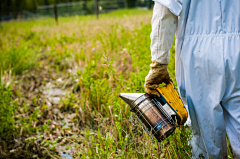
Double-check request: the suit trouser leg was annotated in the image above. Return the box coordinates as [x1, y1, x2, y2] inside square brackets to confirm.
[178, 37, 228, 158]
[222, 35, 240, 159]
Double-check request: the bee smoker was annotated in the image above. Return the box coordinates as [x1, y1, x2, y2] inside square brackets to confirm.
[119, 92, 177, 141]
[119, 82, 188, 141]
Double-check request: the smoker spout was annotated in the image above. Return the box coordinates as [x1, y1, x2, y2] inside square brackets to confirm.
[119, 93, 145, 108]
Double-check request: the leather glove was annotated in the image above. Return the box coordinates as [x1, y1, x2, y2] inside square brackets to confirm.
[144, 61, 172, 97]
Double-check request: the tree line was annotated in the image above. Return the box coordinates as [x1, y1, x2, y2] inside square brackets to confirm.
[0, 0, 139, 14]
[0, 0, 90, 14]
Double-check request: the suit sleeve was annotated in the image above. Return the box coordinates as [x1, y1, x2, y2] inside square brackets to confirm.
[150, 2, 178, 64]
[153, 0, 182, 16]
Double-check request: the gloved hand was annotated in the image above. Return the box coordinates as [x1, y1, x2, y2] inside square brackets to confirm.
[144, 61, 172, 97]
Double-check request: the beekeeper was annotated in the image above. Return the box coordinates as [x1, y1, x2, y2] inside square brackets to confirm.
[144, 0, 240, 158]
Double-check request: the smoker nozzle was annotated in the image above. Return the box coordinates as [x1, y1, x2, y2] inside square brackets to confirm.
[119, 93, 145, 108]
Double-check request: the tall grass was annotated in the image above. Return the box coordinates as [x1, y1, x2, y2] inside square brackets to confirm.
[0, 47, 37, 77]
[0, 9, 234, 158]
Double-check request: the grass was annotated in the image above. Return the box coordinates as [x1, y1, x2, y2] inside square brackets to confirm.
[0, 9, 234, 158]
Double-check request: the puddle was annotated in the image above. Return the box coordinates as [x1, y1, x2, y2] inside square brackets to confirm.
[57, 143, 75, 159]
[43, 81, 75, 158]
[60, 153, 73, 159]
[43, 82, 70, 104]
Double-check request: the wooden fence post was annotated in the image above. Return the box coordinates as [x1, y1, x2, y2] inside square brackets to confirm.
[124, 0, 128, 9]
[95, 0, 98, 19]
[83, 0, 87, 15]
[54, 4, 58, 25]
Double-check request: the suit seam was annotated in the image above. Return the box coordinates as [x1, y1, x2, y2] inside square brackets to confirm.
[184, 33, 240, 38]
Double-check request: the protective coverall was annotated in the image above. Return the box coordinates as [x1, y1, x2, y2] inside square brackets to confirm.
[145, 0, 240, 158]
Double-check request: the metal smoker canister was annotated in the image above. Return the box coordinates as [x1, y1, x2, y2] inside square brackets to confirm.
[119, 93, 177, 141]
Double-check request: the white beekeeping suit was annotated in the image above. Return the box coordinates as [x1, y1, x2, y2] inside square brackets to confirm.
[144, 0, 240, 158]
